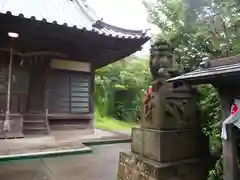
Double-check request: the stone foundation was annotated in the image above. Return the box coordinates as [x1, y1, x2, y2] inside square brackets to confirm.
[117, 152, 207, 180]
[116, 84, 209, 180]
[132, 127, 207, 162]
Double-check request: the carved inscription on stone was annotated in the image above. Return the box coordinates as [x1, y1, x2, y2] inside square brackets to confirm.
[165, 98, 188, 122]
[165, 88, 197, 125]
[143, 93, 156, 124]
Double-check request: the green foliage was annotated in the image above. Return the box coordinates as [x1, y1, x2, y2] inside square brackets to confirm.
[93, 0, 240, 179]
[94, 107, 136, 130]
[199, 85, 222, 180]
[208, 155, 223, 180]
[144, 0, 240, 179]
[146, 0, 240, 67]
[94, 56, 151, 121]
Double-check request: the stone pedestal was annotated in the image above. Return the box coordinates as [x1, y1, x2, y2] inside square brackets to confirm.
[117, 81, 209, 180]
[132, 127, 207, 163]
[140, 83, 199, 130]
[117, 152, 206, 180]
[0, 114, 23, 138]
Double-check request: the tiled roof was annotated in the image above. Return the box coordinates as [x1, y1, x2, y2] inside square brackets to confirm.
[167, 63, 240, 83]
[0, 0, 149, 39]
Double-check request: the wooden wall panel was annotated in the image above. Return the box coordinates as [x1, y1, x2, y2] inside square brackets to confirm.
[19, 95, 27, 113]
[12, 68, 29, 94]
[10, 94, 19, 113]
[46, 70, 91, 114]
[27, 69, 45, 113]
[0, 66, 29, 113]
[0, 67, 7, 93]
[70, 74, 89, 113]
[0, 95, 6, 113]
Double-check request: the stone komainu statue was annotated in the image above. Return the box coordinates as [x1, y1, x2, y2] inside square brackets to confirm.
[149, 39, 183, 80]
[149, 39, 211, 170]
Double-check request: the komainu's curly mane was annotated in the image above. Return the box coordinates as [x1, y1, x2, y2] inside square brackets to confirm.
[149, 40, 182, 80]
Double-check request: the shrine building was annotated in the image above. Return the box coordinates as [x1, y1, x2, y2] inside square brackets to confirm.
[0, 0, 149, 138]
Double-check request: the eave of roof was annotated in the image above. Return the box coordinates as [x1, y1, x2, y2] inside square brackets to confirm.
[167, 63, 240, 84]
[0, 0, 150, 40]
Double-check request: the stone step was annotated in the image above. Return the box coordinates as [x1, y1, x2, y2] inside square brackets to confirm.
[50, 124, 91, 131]
[131, 127, 209, 163]
[23, 126, 49, 135]
[23, 124, 47, 129]
[117, 152, 208, 180]
[23, 115, 47, 120]
[22, 114, 49, 135]
[23, 120, 47, 124]
[23, 123, 48, 131]
[23, 126, 47, 130]
[23, 129, 48, 135]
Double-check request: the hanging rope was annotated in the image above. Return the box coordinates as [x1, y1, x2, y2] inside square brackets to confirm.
[0, 48, 69, 132]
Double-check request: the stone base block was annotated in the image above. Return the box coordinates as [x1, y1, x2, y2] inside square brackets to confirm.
[131, 127, 209, 162]
[117, 151, 207, 180]
[0, 115, 23, 138]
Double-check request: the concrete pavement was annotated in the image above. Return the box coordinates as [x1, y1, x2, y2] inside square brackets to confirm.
[0, 129, 130, 159]
[112, 129, 132, 136]
[0, 143, 131, 180]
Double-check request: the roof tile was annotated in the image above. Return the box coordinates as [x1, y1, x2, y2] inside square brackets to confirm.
[0, 0, 150, 40]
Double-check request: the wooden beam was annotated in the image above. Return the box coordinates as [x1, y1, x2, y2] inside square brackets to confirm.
[218, 88, 238, 180]
[222, 125, 238, 180]
[211, 54, 240, 67]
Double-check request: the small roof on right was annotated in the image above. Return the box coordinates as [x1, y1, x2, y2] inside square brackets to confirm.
[168, 54, 240, 84]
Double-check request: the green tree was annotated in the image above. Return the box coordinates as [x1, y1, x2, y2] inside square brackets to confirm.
[94, 55, 151, 121]
[143, 0, 240, 179]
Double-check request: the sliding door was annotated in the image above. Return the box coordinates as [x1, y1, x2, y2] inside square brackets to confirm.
[46, 70, 90, 114]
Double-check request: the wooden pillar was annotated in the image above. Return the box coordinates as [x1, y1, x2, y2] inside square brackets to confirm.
[223, 125, 238, 180]
[218, 89, 238, 180]
[90, 66, 95, 129]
